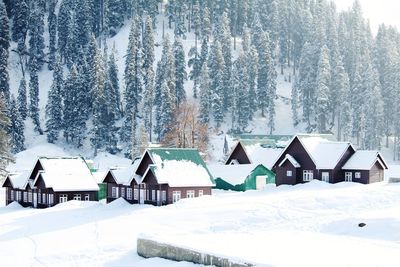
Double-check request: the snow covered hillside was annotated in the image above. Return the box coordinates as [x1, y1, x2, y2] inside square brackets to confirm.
[1, 181, 400, 266]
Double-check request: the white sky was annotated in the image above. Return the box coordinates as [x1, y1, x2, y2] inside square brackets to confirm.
[334, 0, 400, 34]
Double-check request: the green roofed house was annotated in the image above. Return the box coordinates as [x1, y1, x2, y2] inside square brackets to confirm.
[132, 148, 215, 205]
[208, 164, 275, 191]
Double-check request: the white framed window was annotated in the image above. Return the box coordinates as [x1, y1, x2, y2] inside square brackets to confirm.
[111, 187, 117, 198]
[73, 194, 81, 200]
[28, 191, 32, 202]
[172, 191, 181, 203]
[198, 190, 203, 197]
[186, 190, 195, 198]
[345, 172, 352, 182]
[48, 194, 54, 205]
[59, 194, 68, 203]
[10, 190, 14, 201]
[161, 191, 167, 202]
[287, 170, 293, 177]
[127, 188, 133, 200]
[42, 193, 47, 204]
[38, 190, 41, 203]
[152, 190, 156, 201]
[134, 189, 138, 200]
[355, 172, 361, 179]
[303, 170, 313, 181]
[17, 191, 22, 201]
[84, 194, 90, 201]
[121, 187, 125, 198]
[23, 192, 28, 202]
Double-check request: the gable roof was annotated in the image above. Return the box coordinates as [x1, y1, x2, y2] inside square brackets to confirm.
[273, 134, 353, 170]
[2, 171, 30, 189]
[139, 148, 215, 187]
[208, 164, 268, 186]
[279, 154, 301, 168]
[103, 161, 140, 186]
[32, 157, 99, 192]
[342, 151, 388, 170]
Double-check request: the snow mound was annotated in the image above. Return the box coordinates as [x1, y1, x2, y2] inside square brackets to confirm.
[3, 201, 23, 210]
[105, 197, 131, 209]
[52, 200, 100, 210]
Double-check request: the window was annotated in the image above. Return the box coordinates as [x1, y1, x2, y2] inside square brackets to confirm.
[127, 188, 132, 200]
[121, 187, 125, 198]
[17, 191, 22, 201]
[134, 189, 138, 200]
[152, 190, 156, 201]
[287, 170, 293, 177]
[303, 170, 314, 181]
[48, 194, 54, 205]
[10, 190, 14, 201]
[345, 172, 352, 182]
[59, 194, 68, 203]
[28, 191, 32, 203]
[162, 191, 167, 202]
[38, 190, 41, 203]
[23, 192, 28, 202]
[198, 190, 203, 197]
[111, 187, 117, 198]
[42, 193, 47, 204]
[84, 194, 90, 201]
[172, 191, 181, 203]
[73, 194, 81, 201]
[187, 190, 195, 198]
[355, 172, 361, 179]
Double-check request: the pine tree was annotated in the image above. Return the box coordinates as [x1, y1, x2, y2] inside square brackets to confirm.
[173, 36, 187, 107]
[7, 95, 25, 153]
[11, 0, 29, 55]
[0, 0, 10, 101]
[105, 51, 121, 119]
[29, 57, 42, 134]
[17, 79, 27, 120]
[199, 63, 210, 124]
[28, 3, 45, 70]
[105, 0, 124, 36]
[47, 0, 57, 70]
[232, 52, 250, 131]
[0, 94, 12, 175]
[316, 45, 331, 133]
[45, 58, 63, 143]
[247, 45, 258, 121]
[208, 40, 225, 127]
[159, 81, 174, 140]
[122, 17, 144, 143]
[201, 7, 211, 40]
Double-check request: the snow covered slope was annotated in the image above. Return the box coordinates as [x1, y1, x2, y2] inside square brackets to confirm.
[1, 181, 400, 266]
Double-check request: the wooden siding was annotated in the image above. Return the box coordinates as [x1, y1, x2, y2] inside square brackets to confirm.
[29, 160, 44, 180]
[369, 162, 384, 183]
[225, 142, 251, 165]
[166, 187, 212, 204]
[275, 160, 297, 185]
[136, 152, 154, 176]
[332, 146, 355, 183]
[273, 137, 316, 185]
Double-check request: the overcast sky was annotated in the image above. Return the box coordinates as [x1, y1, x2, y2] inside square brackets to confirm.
[334, 0, 400, 34]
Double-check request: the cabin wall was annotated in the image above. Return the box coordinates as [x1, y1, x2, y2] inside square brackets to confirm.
[275, 160, 297, 185]
[166, 187, 212, 205]
[226, 143, 251, 165]
[369, 162, 384, 184]
[332, 147, 355, 183]
[136, 153, 154, 176]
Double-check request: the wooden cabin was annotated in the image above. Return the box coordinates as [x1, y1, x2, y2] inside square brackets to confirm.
[2, 157, 99, 208]
[272, 134, 388, 185]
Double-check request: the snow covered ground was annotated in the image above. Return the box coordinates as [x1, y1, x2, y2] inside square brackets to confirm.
[1, 181, 400, 266]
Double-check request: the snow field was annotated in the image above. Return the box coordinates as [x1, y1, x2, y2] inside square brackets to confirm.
[1, 181, 400, 266]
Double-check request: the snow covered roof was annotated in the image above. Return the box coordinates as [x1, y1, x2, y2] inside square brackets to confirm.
[33, 157, 99, 192]
[279, 154, 300, 168]
[244, 145, 284, 169]
[140, 148, 215, 187]
[2, 171, 31, 189]
[273, 134, 353, 170]
[92, 171, 107, 184]
[208, 164, 261, 185]
[342, 151, 388, 170]
[108, 161, 140, 185]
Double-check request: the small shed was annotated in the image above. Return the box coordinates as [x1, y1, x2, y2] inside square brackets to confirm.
[208, 164, 275, 191]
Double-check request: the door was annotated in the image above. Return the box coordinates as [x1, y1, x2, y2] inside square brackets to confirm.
[33, 192, 37, 208]
[321, 172, 329, 183]
[139, 189, 145, 204]
[256, 175, 267, 190]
